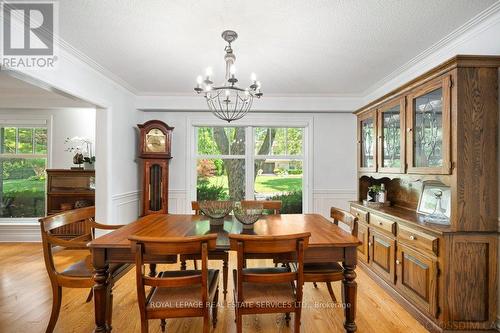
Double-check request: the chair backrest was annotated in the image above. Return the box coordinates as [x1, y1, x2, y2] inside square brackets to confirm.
[229, 232, 310, 304]
[241, 200, 282, 214]
[191, 201, 201, 215]
[38, 206, 96, 279]
[129, 234, 217, 311]
[330, 207, 358, 237]
[192, 200, 282, 215]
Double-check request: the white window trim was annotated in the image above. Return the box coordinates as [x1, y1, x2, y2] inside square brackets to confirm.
[187, 115, 313, 212]
[0, 114, 53, 224]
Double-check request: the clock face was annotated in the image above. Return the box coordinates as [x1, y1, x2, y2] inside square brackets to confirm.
[145, 128, 166, 153]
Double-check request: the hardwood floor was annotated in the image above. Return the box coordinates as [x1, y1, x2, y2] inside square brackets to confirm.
[0, 243, 429, 333]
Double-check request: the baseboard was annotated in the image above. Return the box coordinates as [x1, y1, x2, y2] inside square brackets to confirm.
[0, 223, 41, 242]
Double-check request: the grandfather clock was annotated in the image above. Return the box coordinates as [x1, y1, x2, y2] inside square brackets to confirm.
[137, 120, 173, 215]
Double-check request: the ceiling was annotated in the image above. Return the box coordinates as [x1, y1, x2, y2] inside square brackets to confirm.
[58, 0, 497, 96]
[0, 72, 95, 108]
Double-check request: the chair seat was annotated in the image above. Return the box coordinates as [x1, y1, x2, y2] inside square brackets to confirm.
[61, 255, 130, 278]
[147, 269, 219, 310]
[233, 267, 296, 308]
[303, 262, 343, 274]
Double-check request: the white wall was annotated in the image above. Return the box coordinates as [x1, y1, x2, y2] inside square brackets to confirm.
[6, 46, 141, 226]
[0, 108, 96, 169]
[139, 111, 358, 217]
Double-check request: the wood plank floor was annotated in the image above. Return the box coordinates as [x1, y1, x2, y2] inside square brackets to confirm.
[0, 243, 429, 333]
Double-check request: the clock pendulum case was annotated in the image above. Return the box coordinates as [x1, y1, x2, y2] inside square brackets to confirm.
[137, 120, 174, 215]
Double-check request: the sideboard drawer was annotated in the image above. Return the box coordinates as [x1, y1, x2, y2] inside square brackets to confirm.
[351, 206, 369, 224]
[370, 214, 396, 235]
[398, 225, 439, 256]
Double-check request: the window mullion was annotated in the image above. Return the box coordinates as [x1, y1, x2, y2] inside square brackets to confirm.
[245, 127, 254, 200]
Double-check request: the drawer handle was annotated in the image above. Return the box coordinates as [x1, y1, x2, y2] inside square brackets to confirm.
[396, 259, 400, 265]
[379, 222, 383, 226]
[409, 235, 416, 241]
[356, 213, 360, 217]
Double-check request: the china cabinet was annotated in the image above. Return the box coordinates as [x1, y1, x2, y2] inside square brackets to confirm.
[352, 55, 500, 332]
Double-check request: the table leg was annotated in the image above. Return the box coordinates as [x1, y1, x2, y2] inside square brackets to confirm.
[342, 262, 357, 333]
[93, 249, 110, 333]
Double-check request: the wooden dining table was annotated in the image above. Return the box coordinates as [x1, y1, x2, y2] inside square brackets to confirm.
[88, 213, 361, 333]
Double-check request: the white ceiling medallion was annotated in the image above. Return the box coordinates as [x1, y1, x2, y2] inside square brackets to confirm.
[194, 30, 263, 122]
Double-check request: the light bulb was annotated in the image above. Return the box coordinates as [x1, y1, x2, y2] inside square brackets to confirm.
[230, 65, 236, 75]
[225, 90, 230, 97]
[205, 67, 213, 77]
[251, 72, 257, 82]
[196, 75, 203, 85]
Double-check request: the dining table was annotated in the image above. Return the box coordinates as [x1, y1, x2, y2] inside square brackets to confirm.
[88, 213, 361, 333]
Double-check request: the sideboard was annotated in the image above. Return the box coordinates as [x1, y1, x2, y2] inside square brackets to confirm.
[351, 55, 499, 332]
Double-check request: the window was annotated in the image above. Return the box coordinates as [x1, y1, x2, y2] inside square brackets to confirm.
[254, 128, 303, 213]
[0, 126, 48, 218]
[195, 126, 305, 213]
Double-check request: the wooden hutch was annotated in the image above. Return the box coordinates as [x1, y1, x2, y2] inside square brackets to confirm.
[351, 55, 499, 332]
[46, 169, 95, 237]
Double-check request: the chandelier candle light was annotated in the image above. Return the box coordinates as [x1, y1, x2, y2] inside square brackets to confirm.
[194, 30, 263, 122]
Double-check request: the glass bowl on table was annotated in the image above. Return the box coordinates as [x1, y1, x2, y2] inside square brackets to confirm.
[199, 200, 234, 226]
[233, 202, 263, 230]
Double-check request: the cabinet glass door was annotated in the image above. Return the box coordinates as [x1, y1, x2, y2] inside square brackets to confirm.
[378, 98, 405, 173]
[414, 89, 443, 167]
[407, 76, 451, 174]
[358, 111, 376, 171]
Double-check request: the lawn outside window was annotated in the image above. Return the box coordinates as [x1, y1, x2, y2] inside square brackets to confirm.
[195, 125, 305, 213]
[0, 117, 50, 220]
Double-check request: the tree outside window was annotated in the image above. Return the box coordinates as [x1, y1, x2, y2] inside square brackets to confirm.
[195, 126, 304, 213]
[0, 126, 48, 218]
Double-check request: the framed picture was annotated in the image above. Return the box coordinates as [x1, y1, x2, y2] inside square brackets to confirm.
[417, 181, 451, 217]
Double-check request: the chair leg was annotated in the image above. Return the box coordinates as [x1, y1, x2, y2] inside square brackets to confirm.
[180, 259, 187, 270]
[313, 282, 318, 288]
[285, 312, 291, 326]
[326, 282, 337, 303]
[203, 310, 210, 333]
[236, 312, 243, 333]
[212, 287, 219, 328]
[149, 264, 157, 277]
[85, 288, 93, 303]
[160, 319, 166, 332]
[45, 285, 62, 333]
[106, 285, 114, 329]
[223, 257, 228, 300]
[193, 260, 198, 270]
[295, 307, 302, 333]
[140, 318, 149, 333]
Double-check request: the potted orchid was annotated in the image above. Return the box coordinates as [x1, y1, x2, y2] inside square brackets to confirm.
[65, 136, 95, 170]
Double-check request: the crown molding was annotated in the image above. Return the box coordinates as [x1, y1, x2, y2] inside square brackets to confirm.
[56, 38, 140, 95]
[360, 1, 500, 103]
[135, 94, 362, 113]
[28, 1, 500, 107]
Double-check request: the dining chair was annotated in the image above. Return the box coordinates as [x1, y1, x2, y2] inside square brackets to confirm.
[180, 201, 229, 299]
[300, 207, 358, 302]
[39, 206, 132, 333]
[129, 234, 220, 333]
[241, 200, 282, 214]
[230, 232, 311, 333]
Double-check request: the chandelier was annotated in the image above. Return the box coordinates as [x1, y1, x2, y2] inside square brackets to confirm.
[194, 30, 263, 122]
